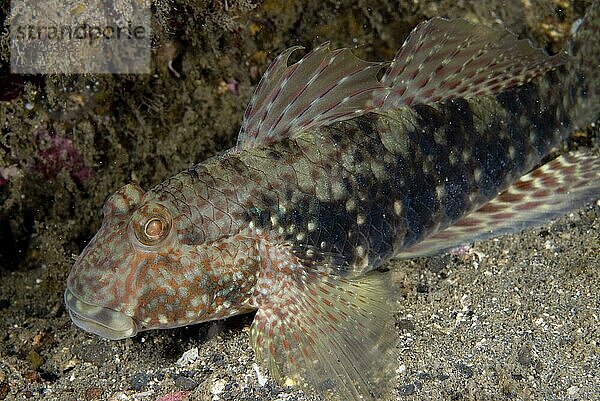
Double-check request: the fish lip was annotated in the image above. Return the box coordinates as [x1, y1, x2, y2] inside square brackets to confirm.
[64, 288, 138, 340]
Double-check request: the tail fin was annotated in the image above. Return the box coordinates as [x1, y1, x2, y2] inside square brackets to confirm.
[565, 1, 600, 129]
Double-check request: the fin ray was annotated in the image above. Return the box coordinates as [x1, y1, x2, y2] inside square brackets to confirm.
[237, 44, 386, 150]
[396, 152, 600, 258]
[375, 18, 564, 109]
[565, 1, 600, 128]
[251, 241, 397, 400]
[237, 18, 560, 150]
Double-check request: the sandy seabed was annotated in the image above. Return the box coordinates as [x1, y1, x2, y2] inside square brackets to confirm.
[1, 1, 598, 400]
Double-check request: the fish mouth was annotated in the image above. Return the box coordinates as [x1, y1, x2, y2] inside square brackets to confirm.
[64, 288, 138, 340]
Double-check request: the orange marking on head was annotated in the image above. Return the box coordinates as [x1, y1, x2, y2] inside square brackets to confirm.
[124, 252, 149, 298]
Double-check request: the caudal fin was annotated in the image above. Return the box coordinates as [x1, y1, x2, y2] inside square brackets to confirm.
[566, 1, 600, 129]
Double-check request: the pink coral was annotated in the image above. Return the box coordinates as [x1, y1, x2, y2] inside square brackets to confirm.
[33, 129, 94, 184]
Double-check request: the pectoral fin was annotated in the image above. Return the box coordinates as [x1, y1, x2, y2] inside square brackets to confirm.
[250, 241, 398, 400]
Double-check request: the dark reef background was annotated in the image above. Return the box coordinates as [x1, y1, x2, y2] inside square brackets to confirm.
[0, 1, 597, 400]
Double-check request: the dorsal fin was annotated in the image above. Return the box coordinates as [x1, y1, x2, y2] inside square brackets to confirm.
[237, 44, 386, 150]
[237, 18, 563, 150]
[375, 18, 565, 109]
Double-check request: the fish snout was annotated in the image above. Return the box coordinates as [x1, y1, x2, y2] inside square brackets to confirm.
[64, 288, 139, 340]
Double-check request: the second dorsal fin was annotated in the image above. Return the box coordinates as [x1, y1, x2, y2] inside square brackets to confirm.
[375, 18, 564, 109]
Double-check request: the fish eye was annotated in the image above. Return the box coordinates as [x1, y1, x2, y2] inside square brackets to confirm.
[144, 218, 166, 240]
[131, 203, 172, 246]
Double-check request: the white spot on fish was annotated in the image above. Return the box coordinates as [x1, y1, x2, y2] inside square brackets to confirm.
[356, 245, 365, 258]
[394, 200, 402, 215]
[462, 149, 471, 162]
[436, 184, 445, 198]
[529, 131, 537, 143]
[346, 199, 356, 212]
[508, 145, 516, 159]
[356, 214, 365, 225]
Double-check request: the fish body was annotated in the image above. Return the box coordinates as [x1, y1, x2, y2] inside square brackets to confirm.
[65, 4, 600, 400]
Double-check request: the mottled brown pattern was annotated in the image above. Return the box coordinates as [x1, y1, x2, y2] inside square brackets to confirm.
[64, 4, 600, 400]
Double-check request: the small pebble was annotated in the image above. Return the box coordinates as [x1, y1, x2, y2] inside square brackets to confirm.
[253, 363, 267, 386]
[397, 319, 415, 332]
[211, 378, 226, 395]
[176, 347, 199, 366]
[174, 376, 198, 391]
[130, 372, 150, 391]
[416, 283, 429, 293]
[26, 351, 44, 371]
[85, 386, 103, 400]
[455, 363, 474, 378]
[518, 346, 533, 367]
[566, 386, 579, 396]
[399, 383, 416, 396]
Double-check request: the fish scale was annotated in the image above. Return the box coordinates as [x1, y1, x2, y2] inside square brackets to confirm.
[65, 6, 600, 401]
[175, 76, 568, 276]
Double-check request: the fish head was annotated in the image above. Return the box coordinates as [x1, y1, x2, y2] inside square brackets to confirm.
[65, 182, 233, 340]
